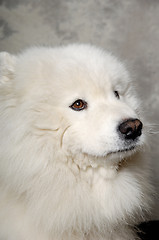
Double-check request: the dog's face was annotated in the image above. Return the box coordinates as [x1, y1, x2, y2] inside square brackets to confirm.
[0, 45, 145, 170]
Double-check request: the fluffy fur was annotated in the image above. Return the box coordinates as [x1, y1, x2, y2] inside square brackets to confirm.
[0, 44, 152, 240]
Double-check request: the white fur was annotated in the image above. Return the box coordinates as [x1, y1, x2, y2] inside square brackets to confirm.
[0, 44, 152, 240]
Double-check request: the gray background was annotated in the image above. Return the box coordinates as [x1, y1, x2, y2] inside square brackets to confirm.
[0, 0, 158, 220]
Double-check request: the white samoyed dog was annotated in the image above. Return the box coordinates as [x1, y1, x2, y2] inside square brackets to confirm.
[0, 44, 152, 240]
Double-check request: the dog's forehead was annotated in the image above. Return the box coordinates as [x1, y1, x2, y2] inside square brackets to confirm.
[15, 45, 130, 98]
[50, 47, 129, 95]
[56, 45, 126, 81]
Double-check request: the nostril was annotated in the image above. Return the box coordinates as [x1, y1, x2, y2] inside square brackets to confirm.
[118, 118, 143, 140]
[125, 127, 134, 137]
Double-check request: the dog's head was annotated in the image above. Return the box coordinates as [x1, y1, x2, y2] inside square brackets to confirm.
[0, 45, 145, 171]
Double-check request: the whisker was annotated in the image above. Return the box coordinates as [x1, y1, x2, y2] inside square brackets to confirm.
[33, 126, 60, 136]
[34, 126, 60, 132]
[144, 123, 159, 135]
[145, 130, 159, 135]
[60, 125, 71, 148]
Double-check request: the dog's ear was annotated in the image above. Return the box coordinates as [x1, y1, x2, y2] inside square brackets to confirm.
[0, 52, 17, 84]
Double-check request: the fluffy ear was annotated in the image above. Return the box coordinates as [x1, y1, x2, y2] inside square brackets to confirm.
[0, 52, 17, 84]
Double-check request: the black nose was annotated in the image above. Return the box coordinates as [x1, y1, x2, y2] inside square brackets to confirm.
[118, 118, 143, 140]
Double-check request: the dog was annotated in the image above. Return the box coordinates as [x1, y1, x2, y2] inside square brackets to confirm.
[0, 44, 152, 240]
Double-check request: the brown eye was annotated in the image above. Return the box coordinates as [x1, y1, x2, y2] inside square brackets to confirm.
[114, 90, 120, 99]
[70, 99, 87, 111]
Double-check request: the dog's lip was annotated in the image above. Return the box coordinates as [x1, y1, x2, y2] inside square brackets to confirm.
[107, 146, 135, 155]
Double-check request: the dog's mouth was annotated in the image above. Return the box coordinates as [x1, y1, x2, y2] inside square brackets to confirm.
[107, 145, 136, 156]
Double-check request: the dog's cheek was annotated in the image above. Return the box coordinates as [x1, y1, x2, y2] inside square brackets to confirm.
[62, 127, 82, 155]
[62, 122, 109, 157]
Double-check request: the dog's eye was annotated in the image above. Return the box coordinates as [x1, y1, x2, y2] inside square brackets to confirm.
[70, 99, 87, 111]
[114, 90, 120, 99]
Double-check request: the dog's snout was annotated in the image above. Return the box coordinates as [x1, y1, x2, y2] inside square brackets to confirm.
[118, 118, 143, 141]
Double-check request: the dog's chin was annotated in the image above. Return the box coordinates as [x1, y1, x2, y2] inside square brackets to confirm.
[79, 144, 139, 169]
[89, 145, 141, 164]
[104, 144, 141, 164]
